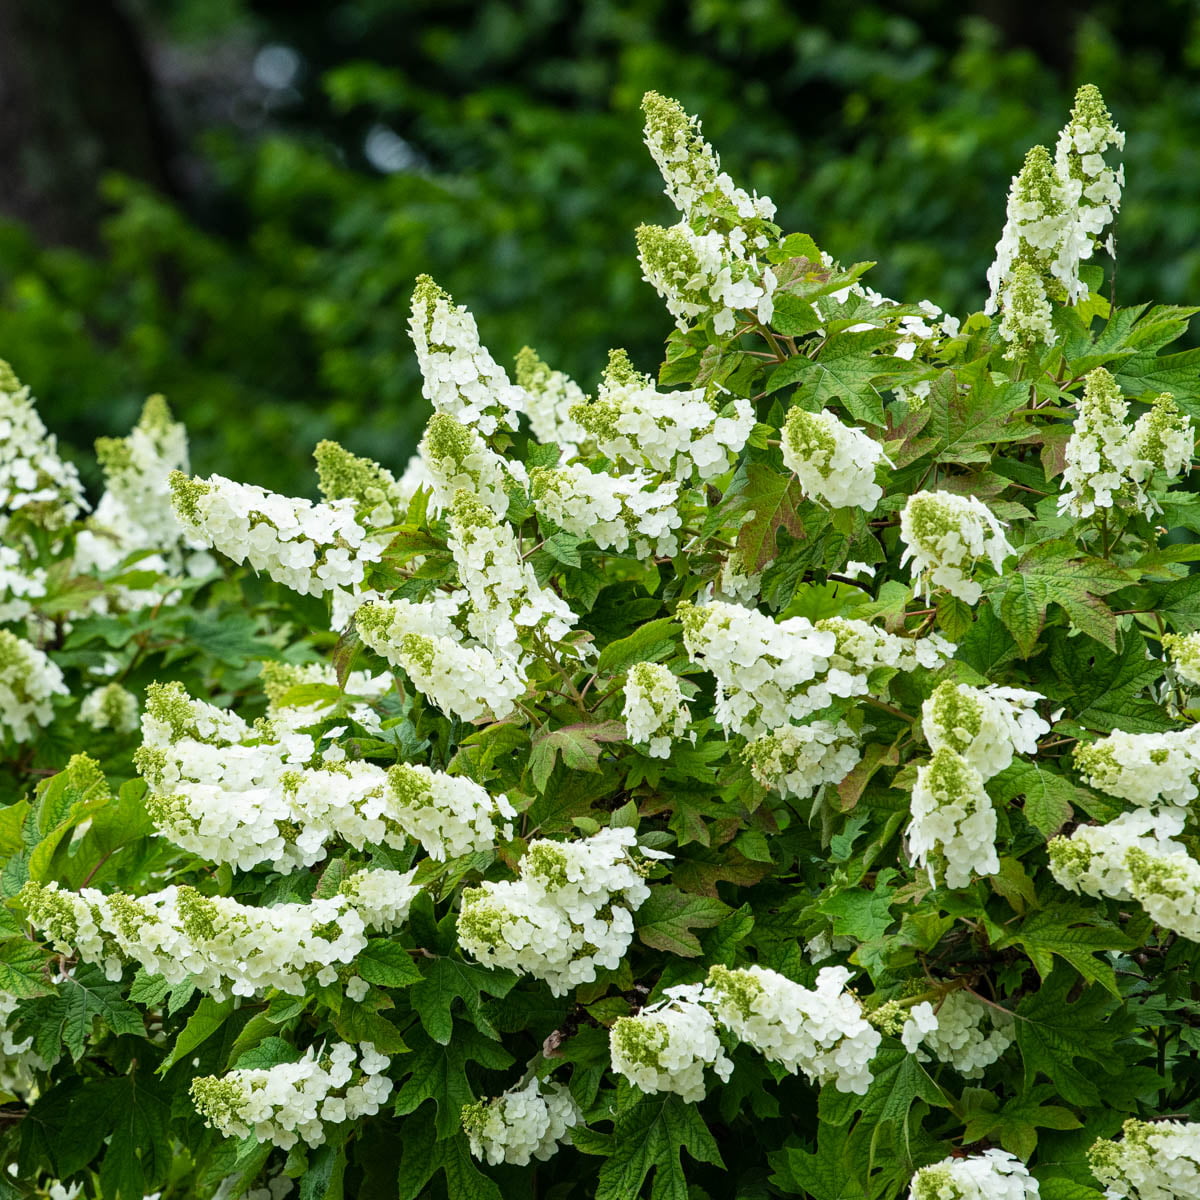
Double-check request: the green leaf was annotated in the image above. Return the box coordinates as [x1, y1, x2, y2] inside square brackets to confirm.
[97, 1072, 172, 1200]
[333, 1004, 409, 1053]
[36, 964, 145, 1062]
[960, 1085, 1081, 1159]
[158, 995, 236, 1074]
[732, 462, 806, 572]
[593, 1090, 723, 1200]
[355, 939, 423, 989]
[527, 720, 625, 793]
[301, 1142, 347, 1200]
[819, 1044, 945, 1129]
[635, 885, 731, 957]
[766, 329, 898, 424]
[397, 1111, 503, 1200]
[814, 870, 897, 942]
[768, 1123, 868, 1199]
[989, 761, 1077, 839]
[0, 938, 53, 998]
[408, 955, 517, 1045]
[1049, 633, 1173, 733]
[596, 617, 680, 676]
[995, 904, 1133, 996]
[393, 1024, 513, 1138]
[1014, 969, 1126, 1106]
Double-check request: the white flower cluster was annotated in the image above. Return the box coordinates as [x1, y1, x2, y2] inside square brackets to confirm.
[1060, 368, 1191, 519]
[191, 1042, 392, 1150]
[909, 1150, 1040, 1200]
[79, 682, 140, 734]
[1089, 1118, 1200, 1200]
[986, 85, 1123, 357]
[169, 471, 383, 627]
[448, 490, 578, 653]
[623, 662, 691, 758]
[571, 350, 754, 482]
[922, 681, 1049, 779]
[900, 490, 1014, 605]
[419, 411, 519, 518]
[1073, 726, 1200, 808]
[781, 406, 885, 511]
[461, 1078, 580, 1166]
[0, 630, 67, 743]
[409, 275, 525, 436]
[385, 763, 516, 860]
[530, 463, 682, 559]
[387, 629, 526, 723]
[742, 719, 862, 801]
[515, 346, 589, 455]
[901, 989, 1014, 1078]
[1163, 632, 1200, 687]
[908, 747, 999, 889]
[1121, 845, 1200, 943]
[0, 360, 86, 532]
[0, 989, 54, 1100]
[678, 601, 950, 738]
[609, 983, 733, 1103]
[638, 93, 778, 336]
[0, 543, 46, 623]
[1049, 809, 1188, 902]
[19, 866, 419, 999]
[75, 395, 197, 586]
[458, 828, 652, 996]
[314, 439, 411, 531]
[705, 964, 881, 1094]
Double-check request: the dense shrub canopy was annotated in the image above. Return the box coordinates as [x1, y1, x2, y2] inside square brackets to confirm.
[3, 79, 1200, 1200]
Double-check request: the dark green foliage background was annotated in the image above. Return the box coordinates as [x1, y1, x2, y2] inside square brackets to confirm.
[6, 0, 1200, 493]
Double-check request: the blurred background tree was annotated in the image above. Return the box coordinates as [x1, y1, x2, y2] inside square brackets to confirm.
[3, 0, 1199, 493]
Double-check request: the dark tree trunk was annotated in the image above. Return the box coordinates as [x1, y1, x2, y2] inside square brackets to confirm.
[0, 0, 176, 248]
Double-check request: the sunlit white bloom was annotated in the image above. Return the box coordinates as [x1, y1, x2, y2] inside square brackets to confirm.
[623, 662, 691, 757]
[1049, 808, 1188, 902]
[901, 990, 1014, 1078]
[388, 631, 526, 723]
[742, 719, 862, 800]
[1089, 1117, 1200, 1200]
[705, 963, 880, 1094]
[781, 406, 885, 510]
[419, 411, 521, 518]
[1073, 726, 1200, 808]
[0, 629, 67, 743]
[79, 682, 140, 734]
[609, 983, 733, 1103]
[908, 1149, 1039, 1200]
[462, 1079, 579, 1166]
[922, 681, 1049, 780]
[192, 1041, 393, 1150]
[1163, 631, 1200, 687]
[900, 491, 1014, 605]
[515, 346, 589, 455]
[409, 275, 525, 436]
[908, 748, 999, 889]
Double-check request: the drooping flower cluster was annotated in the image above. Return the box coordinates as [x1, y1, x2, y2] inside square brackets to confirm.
[609, 983, 733, 1103]
[922, 681, 1049, 779]
[570, 351, 754, 482]
[515, 346, 589, 456]
[623, 662, 691, 758]
[0, 359, 87, 532]
[384, 763, 516, 861]
[1073, 726, 1200, 808]
[408, 275, 525, 435]
[461, 1078, 580, 1166]
[901, 989, 1014, 1078]
[79, 682, 140, 734]
[908, 747, 999, 889]
[908, 1150, 1040, 1200]
[191, 1042, 392, 1150]
[1048, 808, 1188, 902]
[1089, 1118, 1200, 1200]
[1122, 845, 1200, 942]
[781, 406, 885, 511]
[704, 964, 881, 1094]
[0, 630, 67, 743]
[1059, 368, 1191, 519]
[637, 92, 778, 336]
[678, 601, 949, 738]
[987, 85, 1123, 356]
[169, 471, 383, 627]
[742, 719, 862, 801]
[900, 490, 1014, 605]
[19, 867, 419, 999]
[529, 463, 682, 559]
[457, 828, 653, 996]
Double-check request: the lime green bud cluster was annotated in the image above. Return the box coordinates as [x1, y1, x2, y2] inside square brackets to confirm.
[314, 440, 406, 528]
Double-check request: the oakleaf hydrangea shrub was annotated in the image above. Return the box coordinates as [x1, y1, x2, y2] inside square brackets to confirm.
[3, 84, 1200, 1200]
